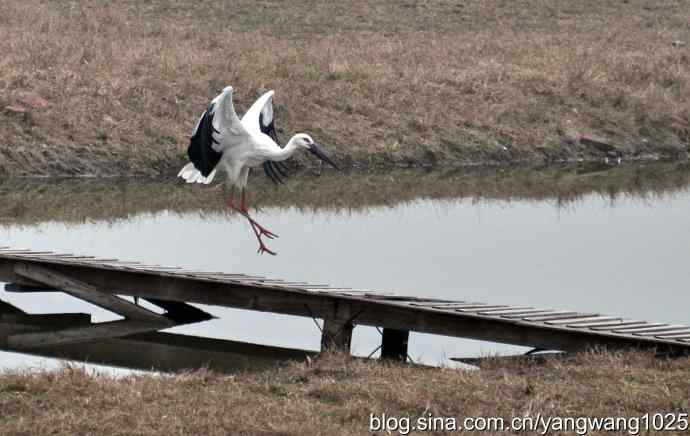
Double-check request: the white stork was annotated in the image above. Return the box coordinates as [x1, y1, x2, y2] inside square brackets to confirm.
[178, 87, 339, 255]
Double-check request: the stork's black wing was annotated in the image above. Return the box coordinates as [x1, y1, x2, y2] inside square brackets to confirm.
[187, 103, 222, 177]
[260, 109, 290, 184]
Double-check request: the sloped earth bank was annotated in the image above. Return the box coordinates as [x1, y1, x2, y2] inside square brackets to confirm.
[1, 0, 689, 176]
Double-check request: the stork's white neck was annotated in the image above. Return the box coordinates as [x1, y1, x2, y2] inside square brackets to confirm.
[270, 136, 302, 162]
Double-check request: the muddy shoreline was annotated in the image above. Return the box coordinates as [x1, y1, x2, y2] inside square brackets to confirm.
[1, 160, 688, 226]
[0, 141, 687, 178]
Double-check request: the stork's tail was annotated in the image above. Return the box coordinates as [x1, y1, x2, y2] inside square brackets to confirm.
[177, 162, 217, 184]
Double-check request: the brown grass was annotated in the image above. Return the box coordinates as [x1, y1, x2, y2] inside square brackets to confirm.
[0, 161, 688, 226]
[0, 1, 689, 176]
[0, 350, 688, 435]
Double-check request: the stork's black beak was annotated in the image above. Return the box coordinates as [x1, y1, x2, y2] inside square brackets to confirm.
[309, 143, 340, 170]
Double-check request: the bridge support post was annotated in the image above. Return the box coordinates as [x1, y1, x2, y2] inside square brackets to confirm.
[321, 319, 353, 353]
[320, 302, 353, 353]
[380, 328, 409, 362]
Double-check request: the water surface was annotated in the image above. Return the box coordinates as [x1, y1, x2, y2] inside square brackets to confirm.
[1, 162, 689, 371]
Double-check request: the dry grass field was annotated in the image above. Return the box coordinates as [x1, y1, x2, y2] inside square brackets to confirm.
[0, 351, 688, 435]
[0, 0, 689, 175]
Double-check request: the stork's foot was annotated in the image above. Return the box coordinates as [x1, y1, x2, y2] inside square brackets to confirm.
[243, 213, 279, 240]
[248, 220, 278, 255]
[256, 238, 277, 256]
[246, 214, 278, 255]
[228, 203, 279, 255]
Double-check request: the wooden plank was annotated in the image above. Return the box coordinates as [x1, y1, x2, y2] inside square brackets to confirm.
[0, 299, 26, 315]
[0, 256, 687, 355]
[1, 329, 315, 374]
[366, 295, 437, 302]
[589, 321, 648, 331]
[7, 319, 164, 348]
[561, 317, 622, 327]
[448, 304, 499, 310]
[478, 306, 534, 315]
[4, 282, 59, 293]
[457, 305, 511, 312]
[611, 323, 667, 333]
[1, 313, 91, 327]
[0, 251, 55, 255]
[566, 319, 633, 328]
[501, 310, 558, 319]
[633, 327, 690, 336]
[380, 328, 409, 362]
[546, 316, 613, 325]
[656, 331, 690, 339]
[479, 307, 537, 315]
[409, 302, 469, 308]
[523, 312, 590, 322]
[14, 263, 174, 325]
[34, 253, 75, 257]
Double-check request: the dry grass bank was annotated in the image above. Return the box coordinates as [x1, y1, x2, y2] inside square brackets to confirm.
[0, 1, 689, 176]
[0, 351, 688, 435]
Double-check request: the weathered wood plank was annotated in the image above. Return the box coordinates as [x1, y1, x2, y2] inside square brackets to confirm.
[477, 306, 534, 316]
[523, 312, 585, 322]
[1, 313, 91, 327]
[457, 305, 511, 312]
[14, 263, 174, 325]
[633, 327, 690, 336]
[501, 310, 558, 319]
[7, 319, 165, 348]
[479, 306, 534, 313]
[589, 321, 648, 331]
[656, 331, 690, 339]
[555, 316, 621, 326]
[0, 255, 687, 356]
[0, 298, 26, 315]
[612, 323, 667, 333]
[1, 329, 315, 373]
[565, 318, 629, 328]
[4, 282, 59, 293]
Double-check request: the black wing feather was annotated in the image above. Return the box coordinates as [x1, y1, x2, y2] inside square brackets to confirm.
[272, 161, 289, 178]
[187, 103, 222, 177]
[263, 161, 284, 184]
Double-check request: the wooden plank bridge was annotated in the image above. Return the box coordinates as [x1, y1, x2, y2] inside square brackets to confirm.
[0, 247, 688, 372]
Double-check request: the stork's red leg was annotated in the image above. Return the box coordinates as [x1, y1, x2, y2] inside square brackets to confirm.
[226, 188, 278, 255]
[227, 187, 237, 209]
[239, 189, 279, 239]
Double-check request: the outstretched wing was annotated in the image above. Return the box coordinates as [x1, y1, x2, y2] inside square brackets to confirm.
[182, 87, 250, 183]
[240, 90, 290, 185]
[187, 101, 222, 177]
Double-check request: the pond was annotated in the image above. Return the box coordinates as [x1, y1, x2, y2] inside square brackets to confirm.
[1, 162, 689, 372]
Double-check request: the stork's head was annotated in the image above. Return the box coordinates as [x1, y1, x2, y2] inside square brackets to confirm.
[292, 133, 339, 170]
